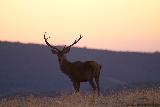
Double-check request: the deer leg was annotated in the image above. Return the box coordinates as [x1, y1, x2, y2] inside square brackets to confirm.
[73, 82, 80, 93]
[95, 77, 100, 95]
[76, 82, 80, 92]
[89, 79, 96, 93]
[95, 71, 100, 95]
[94, 72, 100, 95]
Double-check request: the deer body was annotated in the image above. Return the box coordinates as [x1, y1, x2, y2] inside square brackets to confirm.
[60, 59, 101, 82]
[44, 32, 101, 94]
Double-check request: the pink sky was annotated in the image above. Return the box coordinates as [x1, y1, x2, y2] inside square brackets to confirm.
[0, 0, 160, 52]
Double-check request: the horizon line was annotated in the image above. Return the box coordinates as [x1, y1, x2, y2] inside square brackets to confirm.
[1, 40, 159, 54]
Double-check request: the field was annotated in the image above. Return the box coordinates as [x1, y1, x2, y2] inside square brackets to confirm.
[0, 89, 160, 107]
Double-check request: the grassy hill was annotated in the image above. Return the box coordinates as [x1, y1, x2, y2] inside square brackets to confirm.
[0, 41, 160, 96]
[0, 89, 160, 107]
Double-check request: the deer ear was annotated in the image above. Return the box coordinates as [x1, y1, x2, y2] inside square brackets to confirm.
[51, 49, 58, 54]
[63, 47, 70, 54]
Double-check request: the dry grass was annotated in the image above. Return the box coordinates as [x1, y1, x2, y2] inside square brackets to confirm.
[0, 89, 160, 107]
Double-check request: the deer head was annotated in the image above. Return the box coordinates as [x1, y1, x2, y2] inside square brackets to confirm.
[44, 32, 82, 63]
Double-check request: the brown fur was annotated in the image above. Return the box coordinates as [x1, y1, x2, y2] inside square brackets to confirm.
[44, 33, 101, 94]
[57, 54, 101, 94]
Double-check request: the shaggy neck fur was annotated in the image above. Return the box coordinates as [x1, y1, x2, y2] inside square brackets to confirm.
[58, 56, 72, 75]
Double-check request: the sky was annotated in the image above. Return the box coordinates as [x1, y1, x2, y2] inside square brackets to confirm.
[0, 0, 160, 52]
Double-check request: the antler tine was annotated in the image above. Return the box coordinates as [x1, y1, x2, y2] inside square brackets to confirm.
[44, 32, 60, 52]
[44, 32, 48, 39]
[62, 45, 67, 50]
[67, 35, 82, 48]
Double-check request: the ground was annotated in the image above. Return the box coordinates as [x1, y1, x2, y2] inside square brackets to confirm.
[0, 89, 160, 107]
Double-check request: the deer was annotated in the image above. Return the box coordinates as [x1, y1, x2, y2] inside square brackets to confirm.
[44, 32, 101, 94]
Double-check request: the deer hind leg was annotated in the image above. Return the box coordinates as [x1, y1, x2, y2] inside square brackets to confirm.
[95, 67, 101, 95]
[95, 75, 100, 95]
[89, 79, 96, 93]
[73, 82, 80, 93]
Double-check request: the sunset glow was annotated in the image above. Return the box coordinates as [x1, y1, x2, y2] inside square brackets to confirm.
[0, 0, 160, 52]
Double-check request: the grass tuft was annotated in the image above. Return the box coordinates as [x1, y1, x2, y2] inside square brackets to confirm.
[0, 89, 160, 107]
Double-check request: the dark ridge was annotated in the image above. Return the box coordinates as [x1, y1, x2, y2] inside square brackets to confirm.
[0, 41, 160, 96]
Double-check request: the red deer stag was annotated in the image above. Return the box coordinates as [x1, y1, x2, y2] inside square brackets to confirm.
[44, 32, 101, 94]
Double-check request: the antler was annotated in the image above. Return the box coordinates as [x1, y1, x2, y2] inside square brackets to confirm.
[44, 32, 60, 52]
[67, 35, 82, 49]
[61, 35, 82, 53]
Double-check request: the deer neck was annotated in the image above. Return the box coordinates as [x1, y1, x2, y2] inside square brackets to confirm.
[58, 56, 71, 74]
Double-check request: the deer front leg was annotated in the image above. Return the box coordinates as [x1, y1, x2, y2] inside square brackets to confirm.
[72, 81, 80, 93]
